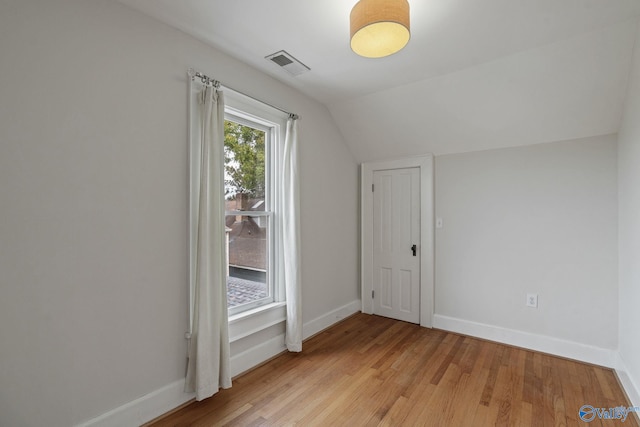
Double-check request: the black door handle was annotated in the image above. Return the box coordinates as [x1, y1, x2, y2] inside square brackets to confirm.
[411, 244, 417, 256]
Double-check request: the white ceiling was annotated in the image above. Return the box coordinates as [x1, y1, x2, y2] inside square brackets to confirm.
[117, 0, 640, 159]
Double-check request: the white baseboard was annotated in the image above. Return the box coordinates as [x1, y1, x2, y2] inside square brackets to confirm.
[433, 315, 640, 412]
[432, 314, 618, 368]
[230, 334, 286, 378]
[230, 299, 362, 377]
[75, 379, 194, 427]
[616, 354, 640, 408]
[79, 299, 361, 427]
[303, 299, 362, 339]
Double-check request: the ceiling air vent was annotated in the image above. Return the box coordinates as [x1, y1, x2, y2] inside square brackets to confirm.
[265, 50, 310, 76]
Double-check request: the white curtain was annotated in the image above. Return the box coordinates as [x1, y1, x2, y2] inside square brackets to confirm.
[185, 85, 232, 400]
[282, 117, 302, 352]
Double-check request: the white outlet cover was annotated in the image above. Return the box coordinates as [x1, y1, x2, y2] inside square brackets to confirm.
[526, 293, 538, 308]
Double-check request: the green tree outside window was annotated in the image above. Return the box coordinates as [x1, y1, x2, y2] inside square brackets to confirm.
[224, 120, 266, 202]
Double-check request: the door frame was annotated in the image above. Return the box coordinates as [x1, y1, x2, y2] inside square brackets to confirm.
[361, 155, 435, 328]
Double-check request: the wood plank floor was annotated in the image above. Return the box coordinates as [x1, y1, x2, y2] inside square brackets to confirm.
[149, 313, 639, 426]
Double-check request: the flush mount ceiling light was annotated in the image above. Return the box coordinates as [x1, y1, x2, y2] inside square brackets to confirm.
[350, 0, 410, 58]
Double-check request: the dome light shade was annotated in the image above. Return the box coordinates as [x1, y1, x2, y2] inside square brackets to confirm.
[350, 0, 410, 58]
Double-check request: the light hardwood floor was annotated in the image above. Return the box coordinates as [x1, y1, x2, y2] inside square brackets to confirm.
[149, 313, 639, 426]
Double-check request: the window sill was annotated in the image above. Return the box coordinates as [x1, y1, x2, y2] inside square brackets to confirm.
[228, 302, 287, 343]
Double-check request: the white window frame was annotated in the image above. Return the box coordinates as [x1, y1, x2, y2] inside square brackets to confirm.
[222, 92, 288, 324]
[224, 110, 276, 316]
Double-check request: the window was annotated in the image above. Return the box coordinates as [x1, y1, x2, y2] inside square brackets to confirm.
[188, 78, 296, 340]
[224, 107, 281, 316]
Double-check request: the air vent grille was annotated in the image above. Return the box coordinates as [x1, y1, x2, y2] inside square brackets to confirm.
[265, 50, 310, 76]
[271, 55, 293, 67]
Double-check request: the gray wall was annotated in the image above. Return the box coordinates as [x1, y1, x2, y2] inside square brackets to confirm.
[435, 135, 618, 348]
[618, 20, 640, 402]
[0, 0, 359, 425]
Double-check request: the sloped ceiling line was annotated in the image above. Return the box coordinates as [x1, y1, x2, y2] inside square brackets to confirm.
[115, 0, 640, 160]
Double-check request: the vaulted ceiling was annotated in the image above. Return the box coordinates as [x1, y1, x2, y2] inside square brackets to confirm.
[117, 0, 640, 160]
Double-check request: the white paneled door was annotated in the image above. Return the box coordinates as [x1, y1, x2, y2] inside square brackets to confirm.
[372, 168, 421, 324]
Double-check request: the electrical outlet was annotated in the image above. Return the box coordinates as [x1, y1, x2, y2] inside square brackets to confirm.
[526, 293, 538, 308]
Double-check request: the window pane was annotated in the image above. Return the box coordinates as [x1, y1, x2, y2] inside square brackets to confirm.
[224, 120, 266, 209]
[224, 119, 271, 312]
[225, 214, 269, 308]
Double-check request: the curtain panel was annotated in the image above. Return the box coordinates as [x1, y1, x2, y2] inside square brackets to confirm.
[282, 117, 302, 352]
[185, 85, 232, 400]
